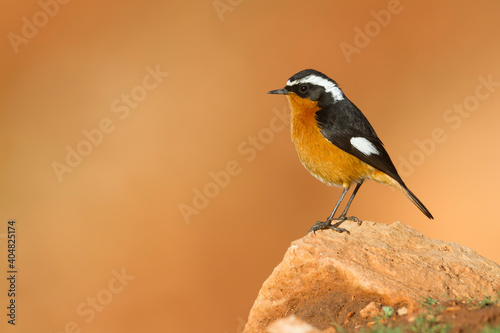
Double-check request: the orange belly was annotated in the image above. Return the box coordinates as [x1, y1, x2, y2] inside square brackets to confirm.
[287, 93, 376, 188]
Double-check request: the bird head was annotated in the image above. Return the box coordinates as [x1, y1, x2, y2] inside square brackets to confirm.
[268, 69, 345, 104]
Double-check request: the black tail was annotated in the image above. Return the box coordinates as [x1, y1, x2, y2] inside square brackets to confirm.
[400, 185, 434, 219]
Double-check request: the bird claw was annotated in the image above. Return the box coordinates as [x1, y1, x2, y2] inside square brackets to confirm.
[308, 215, 363, 234]
[332, 215, 361, 225]
[344, 216, 362, 226]
[308, 220, 350, 235]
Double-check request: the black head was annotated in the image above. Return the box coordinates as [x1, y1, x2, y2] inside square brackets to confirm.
[268, 69, 345, 103]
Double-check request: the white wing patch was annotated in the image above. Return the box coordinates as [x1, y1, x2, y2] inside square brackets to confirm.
[350, 137, 379, 155]
[287, 74, 344, 102]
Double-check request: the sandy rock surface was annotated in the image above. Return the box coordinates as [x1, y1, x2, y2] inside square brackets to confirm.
[243, 221, 500, 332]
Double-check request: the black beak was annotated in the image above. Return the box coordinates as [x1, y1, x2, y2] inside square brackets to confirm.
[268, 88, 289, 95]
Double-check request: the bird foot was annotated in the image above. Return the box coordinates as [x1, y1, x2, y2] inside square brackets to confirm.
[333, 215, 362, 226]
[308, 220, 350, 235]
[307, 215, 362, 235]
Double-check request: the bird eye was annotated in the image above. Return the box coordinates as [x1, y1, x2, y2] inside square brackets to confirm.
[299, 84, 309, 93]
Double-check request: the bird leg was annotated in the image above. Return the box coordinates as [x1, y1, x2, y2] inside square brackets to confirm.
[334, 180, 363, 225]
[308, 181, 364, 234]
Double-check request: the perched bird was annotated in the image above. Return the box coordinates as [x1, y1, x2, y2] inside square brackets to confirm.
[268, 69, 433, 234]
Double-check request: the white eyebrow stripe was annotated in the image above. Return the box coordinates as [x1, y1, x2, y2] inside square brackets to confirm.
[350, 137, 379, 155]
[287, 74, 344, 101]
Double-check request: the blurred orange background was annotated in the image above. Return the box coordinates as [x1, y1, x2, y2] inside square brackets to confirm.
[1, 1, 500, 332]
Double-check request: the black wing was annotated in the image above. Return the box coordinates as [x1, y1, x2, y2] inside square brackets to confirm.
[316, 98, 404, 185]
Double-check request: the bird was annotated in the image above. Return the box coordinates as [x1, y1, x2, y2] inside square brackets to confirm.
[268, 69, 433, 234]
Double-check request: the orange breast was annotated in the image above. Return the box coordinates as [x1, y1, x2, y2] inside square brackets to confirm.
[286, 93, 372, 188]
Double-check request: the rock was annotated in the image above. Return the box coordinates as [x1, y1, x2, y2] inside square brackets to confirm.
[267, 315, 324, 333]
[243, 221, 500, 333]
[359, 302, 382, 318]
[396, 307, 408, 316]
